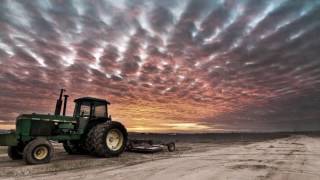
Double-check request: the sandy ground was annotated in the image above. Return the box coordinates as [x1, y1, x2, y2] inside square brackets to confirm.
[1, 135, 320, 180]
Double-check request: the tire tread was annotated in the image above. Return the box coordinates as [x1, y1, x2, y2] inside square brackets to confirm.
[92, 121, 127, 157]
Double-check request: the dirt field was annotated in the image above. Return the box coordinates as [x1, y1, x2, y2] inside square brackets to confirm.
[1, 134, 320, 180]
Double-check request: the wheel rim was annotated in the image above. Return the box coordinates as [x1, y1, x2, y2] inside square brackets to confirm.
[33, 146, 48, 160]
[106, 129, 124, 151]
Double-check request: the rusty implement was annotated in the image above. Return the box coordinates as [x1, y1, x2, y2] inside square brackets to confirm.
[126, 139, 176, 153]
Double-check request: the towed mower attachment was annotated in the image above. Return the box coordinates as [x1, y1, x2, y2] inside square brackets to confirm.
[126, 139, 176, 153]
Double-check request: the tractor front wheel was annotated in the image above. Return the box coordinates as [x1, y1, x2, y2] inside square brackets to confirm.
[93, 121, 127, 157]
[8, 146, 23, 160]
[23, 138, 53, 165]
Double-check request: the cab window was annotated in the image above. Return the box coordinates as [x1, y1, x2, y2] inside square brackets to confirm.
[80, 104, 91, 117]
[94, 105, 106, 117]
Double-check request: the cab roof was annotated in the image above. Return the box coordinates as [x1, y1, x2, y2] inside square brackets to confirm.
[74, 97, 110, 105]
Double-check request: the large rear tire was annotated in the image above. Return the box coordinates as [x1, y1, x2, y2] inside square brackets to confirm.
[85, 127, 97, 154]
[63, 141, 87, 155]
[23, 138, 53, 165]
[92, 121, 127, 157]
[8, 146, 23, 160]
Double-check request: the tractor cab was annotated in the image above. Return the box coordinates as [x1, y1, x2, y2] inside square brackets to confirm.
[73, 97, 111, 131]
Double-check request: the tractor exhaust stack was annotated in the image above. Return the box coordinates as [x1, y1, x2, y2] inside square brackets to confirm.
[63, 95, 69, 116]
[54, 89, 65, 116]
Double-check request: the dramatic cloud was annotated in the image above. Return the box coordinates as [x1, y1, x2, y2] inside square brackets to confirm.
[0, 0, 320, 132]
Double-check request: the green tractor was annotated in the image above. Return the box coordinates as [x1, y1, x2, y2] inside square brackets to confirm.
[0, 89, 128, 164]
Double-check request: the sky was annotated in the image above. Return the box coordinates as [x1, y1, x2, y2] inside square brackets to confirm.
[0, 0, 320, 133]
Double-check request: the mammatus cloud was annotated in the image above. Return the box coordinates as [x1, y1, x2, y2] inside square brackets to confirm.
[0, 0, 320, 132]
